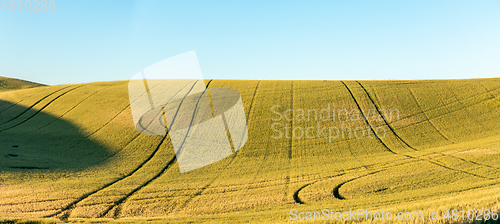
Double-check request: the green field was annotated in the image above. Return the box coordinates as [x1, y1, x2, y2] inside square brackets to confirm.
[1, 78, 500, 223]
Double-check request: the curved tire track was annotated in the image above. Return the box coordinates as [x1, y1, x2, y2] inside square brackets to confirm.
[393, 84, 500, 124]
[291, 81, 395, 204]
[0, 86, 83, 133]
[44, 135, 168, 219]
[294, 81, 495, 205]
[0, 86, 72, 118]
[102, 80, 213, 218]
[355, 81, 417, 151]
[332, 170, 384, 200]
[356, 81, 500, 175]
[341, 81, 396, 155]
[343, 81, 492, 180]
[45, 80, 205, 219]
[66, 80, 195, 157]
[407, 88, 453, 143]
[293, 156, 415, 204]
[31, 87, 108, 132]
[293, 181, 320, 204]
[171, 81, 261, 213]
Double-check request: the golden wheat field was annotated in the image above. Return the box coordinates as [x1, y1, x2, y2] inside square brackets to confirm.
[1, 78, 500, 223]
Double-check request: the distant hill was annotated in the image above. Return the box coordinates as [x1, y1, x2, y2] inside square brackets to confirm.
[0, 76, 45, 92]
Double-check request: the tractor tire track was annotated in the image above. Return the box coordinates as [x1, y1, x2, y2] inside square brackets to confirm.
[171, 153, 239, 214]
[172, 81, 261, 213]
[442, 153, 500, 170]
[341, 81, 396, 155]
[344, 139, 369, 171]
[407, 88, 453, 143]
[102, 80, 213, 219]
[288, 81, 294, 159]
[394, 84, 500, 124]
[478, 82, 497, 99]
[293, 81, 397, 205]
[284, 81, 293, 202]
[44, 135, 168, 219]
[138, 156, 408, 200]
[355, 81, 417, 151]
[32, 87, 108, 132]
[290, 85, 368, 205]
[52, 159, 411, 208]
[0, 86, 83, 133]
[399, 95, 499, 131]
[356, 81, 500, 174]
[293, 157, 415, 204]
[67, 80, 195, 155]
[246, 81, 283, 191]
[68, 100, 143, 151]
[0, 198, 67, 207]
[100, 138, 175, 218]
[45, 80, 205, 219]
[240, 80, 260, 143]
[343, 81, 492, 180]
[0, 85, 72, 118]
[332, 170, 384, 200]
[86, 158, 414, 204]
[133, 80, 201, 135]
[293, 180, 320, 204]
[294, 170, 387, 203]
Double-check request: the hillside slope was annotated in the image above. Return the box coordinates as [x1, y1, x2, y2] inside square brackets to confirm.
[0, 79, 500, 223]
[0, 76, 45, 92]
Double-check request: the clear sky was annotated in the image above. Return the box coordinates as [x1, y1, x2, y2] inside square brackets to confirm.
[0, 0, 499, 85]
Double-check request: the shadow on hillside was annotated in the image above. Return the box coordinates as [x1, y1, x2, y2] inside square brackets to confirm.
[0, 99, 113, 171]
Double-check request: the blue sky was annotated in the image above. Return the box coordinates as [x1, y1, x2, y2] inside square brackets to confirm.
[0, 0, 499, 85]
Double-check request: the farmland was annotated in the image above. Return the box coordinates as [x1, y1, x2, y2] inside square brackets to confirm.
[0, 76, 45, 92]
[1, 78, 500, 223]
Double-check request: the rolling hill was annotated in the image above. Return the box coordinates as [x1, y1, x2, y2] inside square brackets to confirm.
[0, 76, 45, 92]
[1, 78, 500, 223]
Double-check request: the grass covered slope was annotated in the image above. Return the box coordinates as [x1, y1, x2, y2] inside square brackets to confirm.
[0, 76, 45, 92]
[0, 79, 500, 223]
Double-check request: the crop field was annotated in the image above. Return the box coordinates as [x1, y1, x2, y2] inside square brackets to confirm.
[0, 76, 45, 92]
[1, 78, 500, 223]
